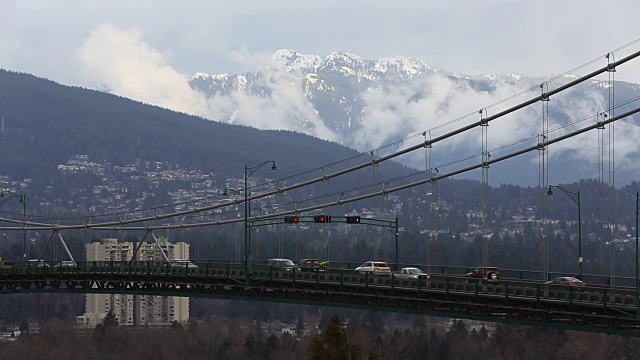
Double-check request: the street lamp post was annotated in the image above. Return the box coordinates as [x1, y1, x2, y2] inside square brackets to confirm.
[244, 161, 277, 280]
[226, 161, 278, 282]
[0, 191, 27, 261]
[547, 185, 582, 279]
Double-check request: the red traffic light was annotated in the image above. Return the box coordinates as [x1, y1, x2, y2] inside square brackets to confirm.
[284, 216, 299, 224]
[313, 215, 332, 223]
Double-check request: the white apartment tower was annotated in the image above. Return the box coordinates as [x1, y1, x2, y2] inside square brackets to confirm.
[77, 237, 190, 328]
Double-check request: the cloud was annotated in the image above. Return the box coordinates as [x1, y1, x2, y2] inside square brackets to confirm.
[76, 23, 210, 117]
[352, 70, 640, 179]
[355, 75, 549, 170]
[227, 45, 273, 69]
[547, 87, 639, 172]
[205, 61, 340, 141]
[75, 24, 336, 140]
[73, 24, 638, 182]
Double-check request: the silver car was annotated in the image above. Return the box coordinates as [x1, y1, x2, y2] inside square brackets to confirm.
[26, 259, 50, 268]
[53, 261, 76, 268]
[355, 261, 391, 276]
[169, 259, 198, 269]
[267, 258, 295, 271]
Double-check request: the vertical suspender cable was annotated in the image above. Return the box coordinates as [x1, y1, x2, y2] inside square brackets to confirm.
[384, 181, 388, 261]
[296, 200, 302, 261]
[539, 82, 550, 281]
[598, 111, 605, 274]
[481, 109, 490, 267]
[544, 83, 550, 280]
[371, 151, 379, 261]
[323, 166, 331, 261]
[236, 204, 240, 261]
[607, 52, 617, 285]
[424, 131, 432, 271]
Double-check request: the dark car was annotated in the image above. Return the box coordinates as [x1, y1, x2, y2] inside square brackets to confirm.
[545, 276, 586, 288]
[465, 267, 500, 282]
[267, 258, 295, 271]
[296, 259, 327, 272]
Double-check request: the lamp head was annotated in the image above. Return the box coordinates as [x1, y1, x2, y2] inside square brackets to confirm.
[271, 162, 278, 171]
[546, 186, 554, 196]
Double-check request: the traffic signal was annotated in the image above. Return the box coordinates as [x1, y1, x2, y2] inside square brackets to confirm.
[284, 216, 299, 224]
[313, 215, 332, 223]
[346, 216, 361, 224]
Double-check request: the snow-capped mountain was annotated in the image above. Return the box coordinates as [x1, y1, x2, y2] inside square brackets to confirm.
[189, 49, 640, 186]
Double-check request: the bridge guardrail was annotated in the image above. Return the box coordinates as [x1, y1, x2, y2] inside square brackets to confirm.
[0, 261, 636, 309]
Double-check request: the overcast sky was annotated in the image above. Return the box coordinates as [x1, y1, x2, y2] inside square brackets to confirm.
[2, 0, 640, 87]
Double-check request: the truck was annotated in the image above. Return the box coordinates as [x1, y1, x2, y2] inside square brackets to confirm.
[394, 267, 430, 280]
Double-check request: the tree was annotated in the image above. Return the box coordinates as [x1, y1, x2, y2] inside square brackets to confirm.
[101, 310, 118, 328]
[19, 319, 29, 333]
[296, 316, 305, 338]
[361, 311, 384, 334]
[215, 340, 232, 360]
[447, 319, 467, 342]
[170, 320, 184, 332]
[264, 334, 280, 360]
[309, 315, 362, 360]
[245, 332, 264, 359]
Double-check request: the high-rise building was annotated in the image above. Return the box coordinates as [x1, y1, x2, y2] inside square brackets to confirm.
[76, 237, 190, 328]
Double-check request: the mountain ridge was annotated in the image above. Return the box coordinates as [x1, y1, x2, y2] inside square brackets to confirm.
[189, 49, 640, 186]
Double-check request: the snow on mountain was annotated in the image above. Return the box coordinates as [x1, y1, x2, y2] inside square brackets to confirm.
[189, 49, 640, 186]
[272, 49, 322, 73]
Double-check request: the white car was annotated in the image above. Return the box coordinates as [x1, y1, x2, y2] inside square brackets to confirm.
[53, 261, 76, 268]
[355, 261, 391, 276]
[169, 259, 198, 269]
[394, 267, 429, 280]
[26, 259, 50, 268]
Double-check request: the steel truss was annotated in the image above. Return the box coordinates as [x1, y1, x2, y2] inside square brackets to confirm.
[0, 273, 639, 336]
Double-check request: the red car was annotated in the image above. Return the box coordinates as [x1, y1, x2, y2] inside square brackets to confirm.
[465, 267, 500, 282]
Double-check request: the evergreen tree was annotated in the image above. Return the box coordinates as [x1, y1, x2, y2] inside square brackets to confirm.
[308, 314, 362, 360]
[296, 316, 305, 338]
[18, 319, 29, 333]
[215, 340, 232, 360]
[101, 310, 118, 328]
[264, 334, 280, 360]
[244, 333, 260, 359]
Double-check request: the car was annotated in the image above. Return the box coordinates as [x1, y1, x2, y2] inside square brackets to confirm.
[25, 259, 50, 268]
[355, 261, 391, 276]
[545, 276, 586, 288]
[394, 267, 430, 280]
[53, 261, 76, 268]
[169, 259, 198, 269]
[267, 258, 295, 271]
[296, 258, 327, 272]
[465, 266, 500, 282]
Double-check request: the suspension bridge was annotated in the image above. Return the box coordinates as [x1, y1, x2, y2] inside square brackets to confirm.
[2, 43, 640, 336]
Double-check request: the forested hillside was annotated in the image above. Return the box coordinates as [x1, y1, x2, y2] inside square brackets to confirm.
[0, 69, 395, 184]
